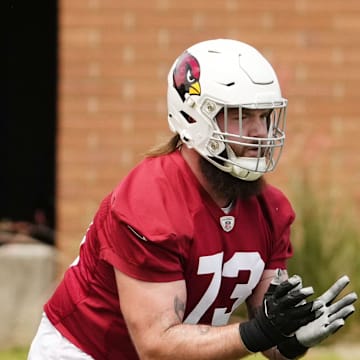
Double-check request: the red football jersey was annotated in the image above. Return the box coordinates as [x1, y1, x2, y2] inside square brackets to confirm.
[45, 150, 294, 360]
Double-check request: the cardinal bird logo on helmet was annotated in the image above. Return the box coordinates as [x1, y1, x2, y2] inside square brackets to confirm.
[173, 52, 201, 101]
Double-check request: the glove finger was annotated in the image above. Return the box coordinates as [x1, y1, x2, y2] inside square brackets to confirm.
[293, 299, 324, 318]
[324, 318, 345, 335]
[328, 304, 355, 323]
[273, 275, 302, 299]
[328, 292, 358, 314]
[281, 302, 324, 334]
[286, 302, 313, 319]
[318, 276, 350, 305]
[294, 312, 319, 328]
[281, 287, 314, 307]
[285, 300, 321, 319]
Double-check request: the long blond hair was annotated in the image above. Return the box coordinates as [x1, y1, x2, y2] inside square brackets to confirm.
[145, 134, 182, 157]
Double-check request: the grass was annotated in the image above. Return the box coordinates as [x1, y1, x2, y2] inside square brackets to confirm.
[1, 346, 357, 360]
[245, 343, 360, 359]
[246, 351, 341, 359]
[0, 348, 28, 360]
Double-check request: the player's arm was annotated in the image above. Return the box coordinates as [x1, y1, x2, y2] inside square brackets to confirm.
[114, 268, 317, 360]
[114, 268, 250, 360]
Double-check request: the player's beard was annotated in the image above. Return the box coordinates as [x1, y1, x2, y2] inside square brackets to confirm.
[199, 156, 266, 201]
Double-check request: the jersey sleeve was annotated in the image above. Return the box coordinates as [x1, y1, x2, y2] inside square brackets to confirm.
[101, 218, 185, 282]
[260, 185, 295, 270]
[99, 156, 193, 283]
[266, 220, 294, 270]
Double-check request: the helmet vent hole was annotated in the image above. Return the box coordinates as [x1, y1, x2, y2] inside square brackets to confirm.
[181, 111, 196, 124]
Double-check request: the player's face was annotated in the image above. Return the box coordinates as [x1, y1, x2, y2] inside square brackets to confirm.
[216, 108, 270, 157]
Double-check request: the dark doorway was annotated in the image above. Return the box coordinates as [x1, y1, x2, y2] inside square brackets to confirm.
[2, 2, 57, 244]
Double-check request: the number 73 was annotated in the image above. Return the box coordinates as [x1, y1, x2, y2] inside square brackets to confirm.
[184, 252, 264, 326]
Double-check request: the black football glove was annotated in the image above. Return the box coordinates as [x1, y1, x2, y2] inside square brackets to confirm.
[278, 275, 357, 359]
[239, 272, 322, 353]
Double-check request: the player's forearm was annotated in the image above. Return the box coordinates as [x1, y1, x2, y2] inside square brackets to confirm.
[135, 322, 250, 360]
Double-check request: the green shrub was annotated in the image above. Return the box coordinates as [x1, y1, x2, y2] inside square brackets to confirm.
[288, 178, 360, 342]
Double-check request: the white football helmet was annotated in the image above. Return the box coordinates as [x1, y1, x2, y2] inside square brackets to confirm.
[167, 39, 287, 181]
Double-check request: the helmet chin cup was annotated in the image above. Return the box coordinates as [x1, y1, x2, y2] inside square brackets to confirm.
[205, 154, 264, 181]
[229, 157, 266, 181]
[230, 167, 262, 181]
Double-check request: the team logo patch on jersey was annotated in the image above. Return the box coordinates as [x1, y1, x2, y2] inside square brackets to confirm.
[220, 216, 235, 232]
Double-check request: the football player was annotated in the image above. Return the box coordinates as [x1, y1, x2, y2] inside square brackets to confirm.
[28, 39, 357, 360]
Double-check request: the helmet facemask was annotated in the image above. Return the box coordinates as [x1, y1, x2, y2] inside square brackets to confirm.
[204, 101, 287, 181]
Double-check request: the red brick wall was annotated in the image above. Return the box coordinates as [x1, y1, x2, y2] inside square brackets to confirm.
[58, 0, 360, 270]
